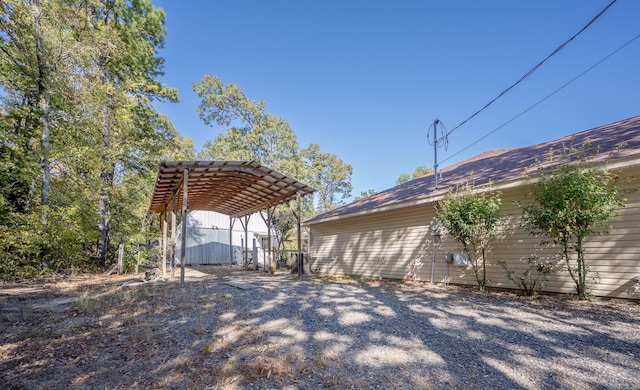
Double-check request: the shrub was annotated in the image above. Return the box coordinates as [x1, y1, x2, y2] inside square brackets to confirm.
[439, 179, 504, 292]
[499, 257, 554, 296]
[520, 141, 627, 299]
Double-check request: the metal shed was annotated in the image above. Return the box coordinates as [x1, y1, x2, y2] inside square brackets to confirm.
[174, 210, 276, 266]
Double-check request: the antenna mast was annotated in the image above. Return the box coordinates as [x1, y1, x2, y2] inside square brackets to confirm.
[433, 119, 440, 191]
[428, 119, 447, 192]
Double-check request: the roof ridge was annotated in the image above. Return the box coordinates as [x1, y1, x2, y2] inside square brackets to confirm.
[306, 115, 640, 223]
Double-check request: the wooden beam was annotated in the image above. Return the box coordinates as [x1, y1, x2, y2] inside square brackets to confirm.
[259, 207, 274, 274]
[297, 192, 302, 279]
[161, 211, 167, 278]
[239, 215, 250, 269]
[229, 216, 235, 267]
[150, 160, 315, 215]
[170, 195, 177, 278]
[180, 167, 189, 287]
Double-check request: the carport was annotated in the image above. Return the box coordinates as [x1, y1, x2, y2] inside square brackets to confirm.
[148, 160, 315, 286]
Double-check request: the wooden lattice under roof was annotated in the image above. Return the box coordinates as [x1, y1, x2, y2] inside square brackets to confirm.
[149, 160, 315, 217]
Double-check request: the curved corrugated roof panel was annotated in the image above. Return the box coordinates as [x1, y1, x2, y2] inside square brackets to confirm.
[149, 160, 315, 217]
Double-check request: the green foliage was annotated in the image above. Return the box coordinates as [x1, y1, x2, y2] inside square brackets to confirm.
[193, 75, 353, 215]
[301, 143, 353, 211]
[498, 257, 554, 296]
[0, 205, 97, 279]
[520, 141, 626, 299]
[194, 75, 301, 175]
[396, 173, 412, 186]
[0, 0, 188, 278]
[439, 180, 504, 291]
[120, 242, 155, 273]
[354, 189, 377, 201]
[413, 165, 433, 178]
[397, 165, 434, 185]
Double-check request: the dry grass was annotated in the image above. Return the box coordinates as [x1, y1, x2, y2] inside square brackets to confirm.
[0, 268, 372, 388]
[1, 266, 639, 389]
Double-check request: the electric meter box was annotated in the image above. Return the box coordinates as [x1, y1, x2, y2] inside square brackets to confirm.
[453, 253, 469, 266]
[430, 221, 442, 236]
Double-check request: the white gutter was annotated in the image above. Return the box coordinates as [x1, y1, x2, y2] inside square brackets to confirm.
[303, 155, 640, 226]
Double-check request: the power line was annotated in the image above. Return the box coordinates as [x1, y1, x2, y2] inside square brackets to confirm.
[447, 0, 617, 137]
[441, 31, 640, 165]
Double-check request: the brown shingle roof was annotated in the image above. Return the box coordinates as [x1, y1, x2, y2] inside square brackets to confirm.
[305, 115, 640, 224]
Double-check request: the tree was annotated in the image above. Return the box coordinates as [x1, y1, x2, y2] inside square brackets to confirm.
[0, 0, 182, 276]
[156, 115, 195, 161]
[301, 143, 352, 212]
[194, 75, 301, 177]
[194, 75, 353, 214]
[397, 165, 433, 185]
[439, 180, 503, 291]
[0, 0, 76, 221]
[354, 189, 377, 201]
[520, 141, 626, 299]
[413, 165, 432, 178]
[80, 0, 178, 267]
[0, 0, 102, 274]
[396, 173, 411, 186]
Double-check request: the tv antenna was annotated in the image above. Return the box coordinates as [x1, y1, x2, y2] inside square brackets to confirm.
[427, 119, 448, 190]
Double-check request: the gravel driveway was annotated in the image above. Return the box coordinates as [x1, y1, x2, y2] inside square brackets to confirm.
[190, 268, 640, 389]
[1, 266, 639, 389]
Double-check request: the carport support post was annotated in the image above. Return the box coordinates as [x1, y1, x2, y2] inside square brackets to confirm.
[170, 195, 176, 278]
[158, 212, 164, 274]
[241, 215, 249, 269]
[161, 211, 167, 277]
[297, 192, 302, 280]
[252, 238, 258, 270]
[229, 217, 235, 267]
[267, 207, 273, 273]
[260, 207, 274, 273]
[180, 167, 189, 288]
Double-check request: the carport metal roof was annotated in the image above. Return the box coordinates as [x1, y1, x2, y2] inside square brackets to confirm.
[149, 160, 315, 218]
[149, 160, 315, 286]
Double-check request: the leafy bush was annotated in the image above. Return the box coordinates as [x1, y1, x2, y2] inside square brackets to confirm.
[0, 207, 97, 280]
[499, 257, 554, 296]
[520, 141, 627, 299]
[439, 180, 504, 292]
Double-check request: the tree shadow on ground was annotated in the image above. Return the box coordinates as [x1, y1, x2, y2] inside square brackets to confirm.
[0, 268, 639, 389]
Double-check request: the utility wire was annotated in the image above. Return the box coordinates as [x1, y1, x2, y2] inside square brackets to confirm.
[447, 0, 617, 136]
[441, 31, 640, 165]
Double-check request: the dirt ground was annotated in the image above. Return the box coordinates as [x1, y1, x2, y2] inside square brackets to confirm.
[1, 265, 639, 389]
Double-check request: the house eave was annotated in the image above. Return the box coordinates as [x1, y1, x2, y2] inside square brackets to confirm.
[303, 154, 640, 226]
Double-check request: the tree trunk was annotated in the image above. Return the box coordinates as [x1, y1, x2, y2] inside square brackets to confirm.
[481, 246, 487, 291]
[97, 183, 112, 268]
[97, 104, 113, 268]
[576, 238, 587, 299]
[561, 240, 580, 297]
[33, 0, 50, 223]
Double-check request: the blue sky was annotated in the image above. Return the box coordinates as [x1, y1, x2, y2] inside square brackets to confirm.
[152, 0, 640, 200]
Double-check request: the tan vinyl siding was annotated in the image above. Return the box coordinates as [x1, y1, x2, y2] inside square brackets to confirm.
[309, 166, 640, 299]
[309, 206, 435, 280]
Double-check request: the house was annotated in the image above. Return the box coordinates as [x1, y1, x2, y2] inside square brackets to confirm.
[303, 115, 640, 299]
[174, 210, 277, 266]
